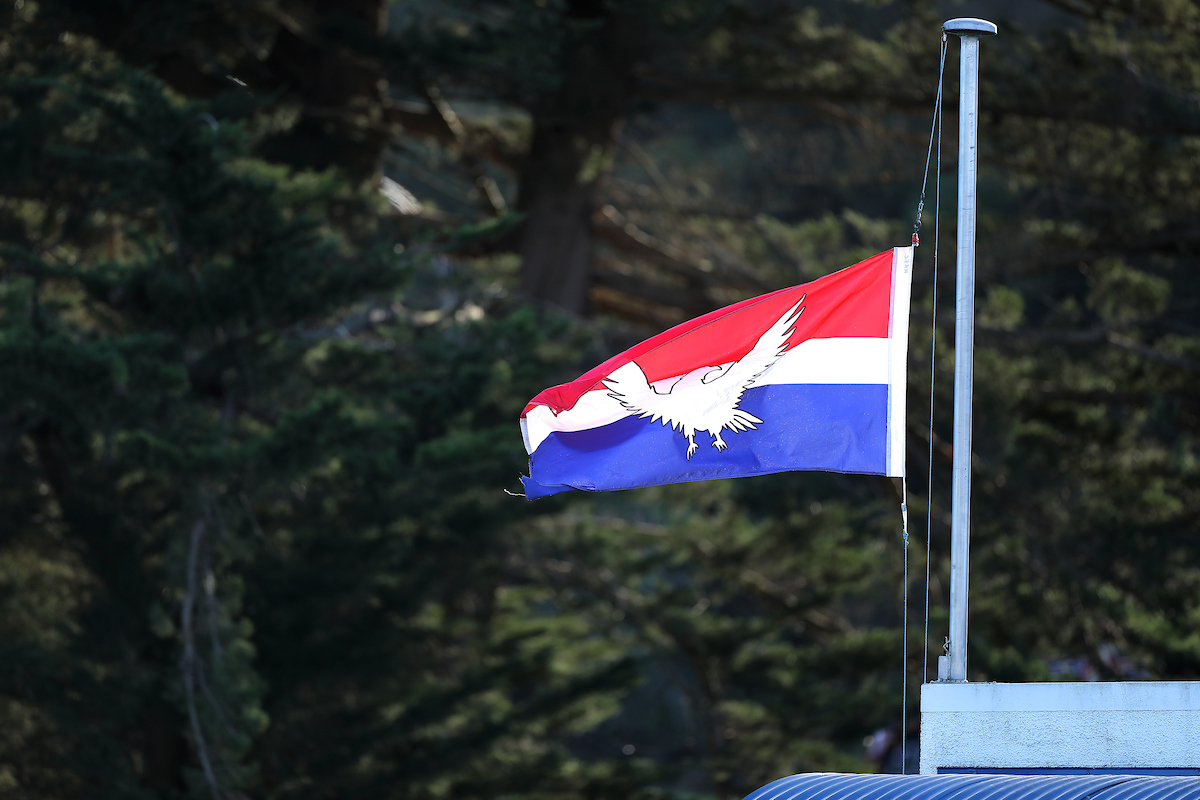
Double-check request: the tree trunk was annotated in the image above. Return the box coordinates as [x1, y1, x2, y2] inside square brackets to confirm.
[260, 0, 390, 179]
[517, 2, 641, 314]
[30, 419, 189, 792]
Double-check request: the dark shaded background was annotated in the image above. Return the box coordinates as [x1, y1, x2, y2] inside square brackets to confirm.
[2, 0, 1199, 798]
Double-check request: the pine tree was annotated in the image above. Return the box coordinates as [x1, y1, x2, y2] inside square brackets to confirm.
[7, 1, 1200, 799]
[0, 4, 670, 797]
[0, 2, 400, 790]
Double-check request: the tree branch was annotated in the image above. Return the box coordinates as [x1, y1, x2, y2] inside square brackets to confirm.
[937, 316, 1200, 375]
[592, 257, 709, 321]
[593, 205, 769, 292]
[422, 86, 509, 215]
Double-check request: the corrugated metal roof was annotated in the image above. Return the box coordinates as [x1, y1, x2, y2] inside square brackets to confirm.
[744, 773, 1200, 800]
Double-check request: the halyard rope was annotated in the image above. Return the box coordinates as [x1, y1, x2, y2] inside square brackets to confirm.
[902, 31, 947, 775]
[900, 476, 910, 772]
[924, 33, 947, 689]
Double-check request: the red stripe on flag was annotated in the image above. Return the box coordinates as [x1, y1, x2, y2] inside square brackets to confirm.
[523, 250, 893, 417]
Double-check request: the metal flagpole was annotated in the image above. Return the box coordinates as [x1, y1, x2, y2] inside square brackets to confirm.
[941, 17, 996, 684]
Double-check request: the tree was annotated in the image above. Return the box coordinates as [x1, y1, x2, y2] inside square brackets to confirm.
[0, 3, 576, 795]
[388, 0, 924, 318]
[7, 1, 1200, 799]
[0, 4, 685, 797]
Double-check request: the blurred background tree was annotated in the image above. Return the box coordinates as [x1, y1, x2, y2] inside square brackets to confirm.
[2, 0, 1200, 799]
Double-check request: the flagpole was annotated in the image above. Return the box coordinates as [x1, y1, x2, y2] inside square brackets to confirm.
[942, 17, 996, 684]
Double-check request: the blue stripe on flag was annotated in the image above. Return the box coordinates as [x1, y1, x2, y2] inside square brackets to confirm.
[522, 384, 889, 499]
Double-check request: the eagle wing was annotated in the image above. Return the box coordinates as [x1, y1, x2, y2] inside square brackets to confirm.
[602, 297, 804, 438]
[700, 298, 805, 420]
[603, 361, 693, 433]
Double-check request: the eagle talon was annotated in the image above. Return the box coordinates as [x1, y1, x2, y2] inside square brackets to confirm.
[686, 437, 698, 459]
[713, 435, 727, 452]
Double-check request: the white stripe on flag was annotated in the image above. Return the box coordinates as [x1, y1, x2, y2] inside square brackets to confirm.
[523, 336, 891, 454]
[760, 337, 889, 386]
[886, 245, 914, 478]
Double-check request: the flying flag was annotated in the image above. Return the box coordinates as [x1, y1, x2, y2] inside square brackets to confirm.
[520, 247, 913, 499]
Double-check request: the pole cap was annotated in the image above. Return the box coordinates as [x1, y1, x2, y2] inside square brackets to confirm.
[943, 18, 998, 36]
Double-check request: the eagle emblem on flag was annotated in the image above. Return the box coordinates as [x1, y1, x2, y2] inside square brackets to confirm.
[602, 299, 805, 459]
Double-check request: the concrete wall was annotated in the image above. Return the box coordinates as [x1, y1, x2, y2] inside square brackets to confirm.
[920, 682, 1200, 774]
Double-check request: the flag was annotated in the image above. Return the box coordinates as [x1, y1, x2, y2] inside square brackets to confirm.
[520, 247, 913, 499]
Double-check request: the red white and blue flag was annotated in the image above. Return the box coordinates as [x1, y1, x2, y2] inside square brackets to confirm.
[520, 247, 913, 499]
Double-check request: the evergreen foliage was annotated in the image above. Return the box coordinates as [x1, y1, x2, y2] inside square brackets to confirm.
[2, 1, 1200, 799]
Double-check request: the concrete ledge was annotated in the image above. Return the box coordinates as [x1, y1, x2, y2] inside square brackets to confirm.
[920, 682, 1200, 775]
